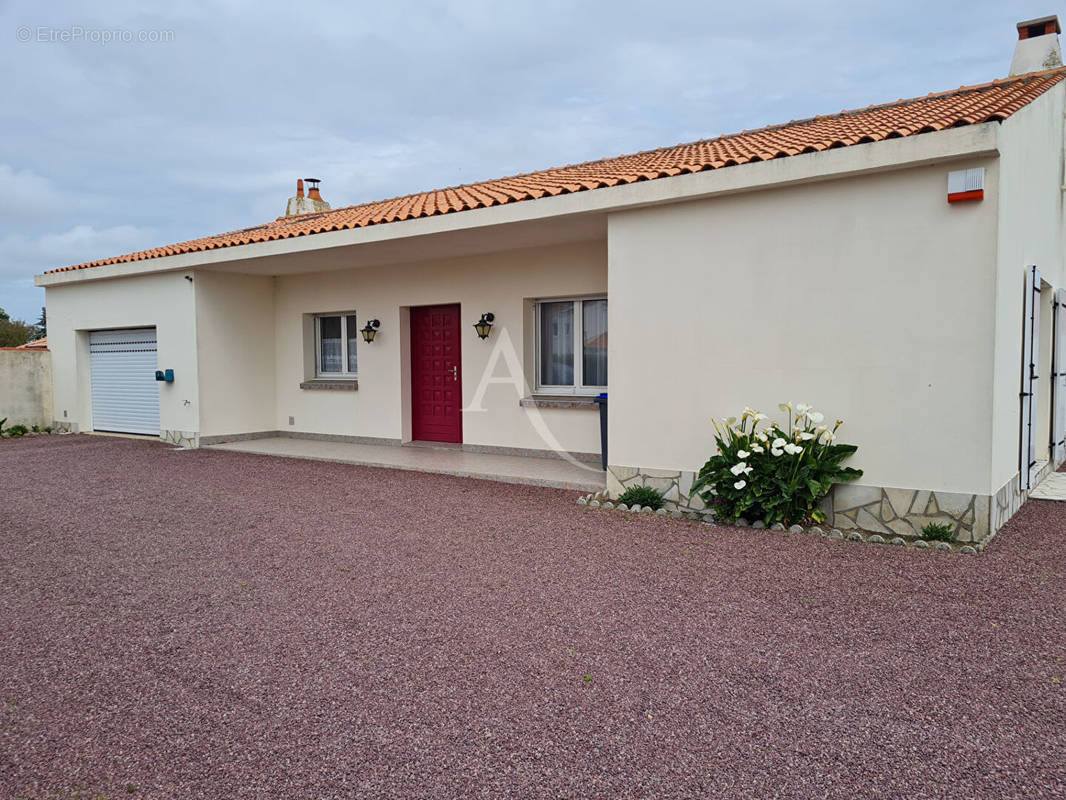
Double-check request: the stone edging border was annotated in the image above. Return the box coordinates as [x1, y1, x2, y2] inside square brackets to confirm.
[575, 491, 986, 554]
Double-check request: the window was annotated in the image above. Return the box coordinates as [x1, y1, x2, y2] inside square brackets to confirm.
[535, 297, 606, 394]
[315, 313, 359, 377]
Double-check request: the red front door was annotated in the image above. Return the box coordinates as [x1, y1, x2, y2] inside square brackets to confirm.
[411, 304, 463, 443]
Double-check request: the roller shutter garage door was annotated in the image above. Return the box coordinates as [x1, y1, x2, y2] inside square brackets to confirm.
[89, 328, 160, 435]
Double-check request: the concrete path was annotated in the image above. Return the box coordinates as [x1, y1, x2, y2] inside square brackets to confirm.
[207, 436, 606, 492]
[1029, 469, 1066, 501]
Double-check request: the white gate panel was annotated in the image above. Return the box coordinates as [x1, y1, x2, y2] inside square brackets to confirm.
[89, 328, 160, 436]
[1021, 266, 1041, 489]
[1053, 288, 1066, 464]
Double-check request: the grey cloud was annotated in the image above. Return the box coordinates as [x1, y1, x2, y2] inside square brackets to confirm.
[0, 0, 1025, 320]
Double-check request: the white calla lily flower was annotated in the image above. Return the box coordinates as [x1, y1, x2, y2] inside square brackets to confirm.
[800, 432, 815, 440]
[808, 411, 824, 423]
[771, 447, 784, 457]
[751, 444, 765, 453]
[730, 462, 748, 476]
[784, 442, 803, 455]
[737, 450, 750, 459]
[772, 437, 786, 449]
[733, 480, 746, 490]
[796, 403, 812, 414]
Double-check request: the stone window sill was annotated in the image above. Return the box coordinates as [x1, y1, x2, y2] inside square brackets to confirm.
[520, 395, 598, 410]
[300, 379, 359, 391]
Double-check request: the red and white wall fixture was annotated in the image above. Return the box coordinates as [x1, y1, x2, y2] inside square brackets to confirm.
[947, 167, 985, 203]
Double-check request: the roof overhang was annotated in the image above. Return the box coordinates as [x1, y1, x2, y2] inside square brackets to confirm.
[35, 121, 1000, 288]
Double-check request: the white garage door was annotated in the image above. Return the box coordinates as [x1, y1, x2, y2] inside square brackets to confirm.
[89, 328, 160, 435]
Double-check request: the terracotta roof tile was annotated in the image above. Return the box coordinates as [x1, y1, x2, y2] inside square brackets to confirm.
[48, 68, 1066, 275]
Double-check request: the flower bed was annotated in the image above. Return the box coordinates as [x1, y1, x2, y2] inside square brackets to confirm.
[692, 403, 862, 526]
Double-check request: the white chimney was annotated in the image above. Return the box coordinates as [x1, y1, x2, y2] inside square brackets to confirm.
[284, 178, 331, 217]
[1010, 15, 1062, 76]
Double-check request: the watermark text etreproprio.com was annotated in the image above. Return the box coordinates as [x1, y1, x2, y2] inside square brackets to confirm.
[16, 26, 175, 44]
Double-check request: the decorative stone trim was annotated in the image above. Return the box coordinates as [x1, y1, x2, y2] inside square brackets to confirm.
[832, 462, 1056, 547]
[602, 460, 1066, 552]
[832, 484, 987, 543]
[606, 465, 707, 513]
[519, 396, 598, 410]
[991, 463, 1051, 533]
[576, 491, 984, 553]
[162, 429, 199, 448]
[299, 379, 358, 391]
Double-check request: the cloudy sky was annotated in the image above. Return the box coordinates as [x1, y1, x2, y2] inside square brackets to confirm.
[0, 0, 1041, 322]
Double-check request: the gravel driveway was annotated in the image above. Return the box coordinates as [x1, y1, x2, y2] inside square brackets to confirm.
[1, 434, 1064, 799]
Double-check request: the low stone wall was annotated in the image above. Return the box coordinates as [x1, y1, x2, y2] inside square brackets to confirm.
[0, 349, 52, 428]
[607, 461, 1057, 545]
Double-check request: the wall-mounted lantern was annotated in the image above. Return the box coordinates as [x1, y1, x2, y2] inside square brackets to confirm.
[473, 312, 495, 340]
[360, 318, 381, 343]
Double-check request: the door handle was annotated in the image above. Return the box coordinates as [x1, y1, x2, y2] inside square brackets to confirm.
[451, 365, 458, 381]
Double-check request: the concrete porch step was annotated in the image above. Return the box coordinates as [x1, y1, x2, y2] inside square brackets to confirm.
[205, 436, 606, 492]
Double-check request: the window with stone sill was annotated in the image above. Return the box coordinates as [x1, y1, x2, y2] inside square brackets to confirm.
[315, 313, 358, 378]
[534, 297, 606, 395]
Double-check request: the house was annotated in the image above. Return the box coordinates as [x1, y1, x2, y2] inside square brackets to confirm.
[35, 17, 1066, 543]
[16, 338, 48, 350]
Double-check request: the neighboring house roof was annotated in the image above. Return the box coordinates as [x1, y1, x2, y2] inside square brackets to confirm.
[47, 68, 1066, 275]
[16, 337, 47, 350]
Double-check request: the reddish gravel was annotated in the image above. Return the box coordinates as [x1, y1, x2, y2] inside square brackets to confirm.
[1, 435, 1064, 799]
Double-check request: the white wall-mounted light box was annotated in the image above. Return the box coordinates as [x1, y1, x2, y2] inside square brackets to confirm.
[947, 167, 985, 203]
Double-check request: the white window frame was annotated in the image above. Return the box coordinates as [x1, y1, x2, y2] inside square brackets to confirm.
[534, 296, 607, 396]
[314, 312, 358, 378]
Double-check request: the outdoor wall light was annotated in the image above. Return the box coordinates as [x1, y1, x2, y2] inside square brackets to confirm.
[360, 319, 381, 343]
[474, 312, 495, 340]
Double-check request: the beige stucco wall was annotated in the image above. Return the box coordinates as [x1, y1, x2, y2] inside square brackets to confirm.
[608, 159, 1000, 495]
[0, 349, 52, 427]
[45, 272, 199, 434]
[273, 240, 606, 454]
[992, 84, 1066, 487]
[195, 271, 276, 437]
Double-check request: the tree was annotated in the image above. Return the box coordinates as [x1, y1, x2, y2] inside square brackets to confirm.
[0, 308, 37, 347]
[35, 306, 46, 339]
